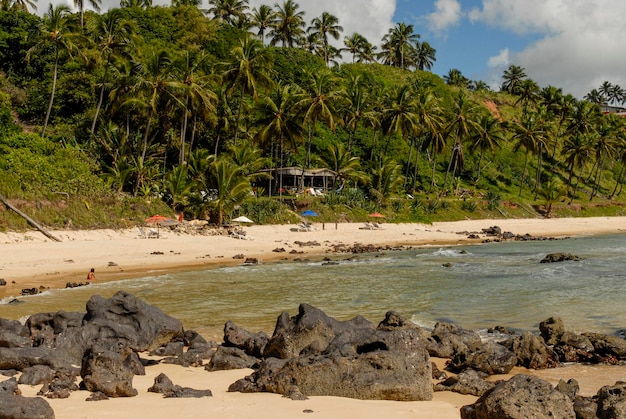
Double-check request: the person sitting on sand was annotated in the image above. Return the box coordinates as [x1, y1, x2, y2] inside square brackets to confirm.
[87, 268, 96, 281]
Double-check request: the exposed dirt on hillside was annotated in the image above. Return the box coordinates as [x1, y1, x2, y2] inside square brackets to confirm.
[483, 99, 503, 121]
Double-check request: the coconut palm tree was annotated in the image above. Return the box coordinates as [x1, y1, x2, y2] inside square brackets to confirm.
[27, 4, 81, 139]
[380, 83, 418, 159]
[340, 73, 378, 152]
[370, 156, 404, 203]
[250, 4, 275, 44]
[298, 69, 342, 169]
[379, 22, 419, 69]
[119, 0, 152, 8]
[584, 89, 603, 105]
[307, 12, 343, 67]
[412, 41, 436, 71]
[444, 68, 469, 88]
[6, 0, 36, 12]
[87, 10, 136, 135]
[539, 178, 566, 217]
[468, 114, 505, 183]
[510, 111, 549, 197]
[598, 81, 612, 104]
[589, 114, 621, 199]
[269, 0, 305, 48]
[342, 33, 367, 63]
[207, 0, 249, 25]
[74, 0, 101, 27]
[205, 156, 251, 226]
[315, 142, 368, 189]
[561, 132, 593, 200]
[223, 34, 273, 145]
[255, 83, 303, 196]
[501, 64, 527, 95]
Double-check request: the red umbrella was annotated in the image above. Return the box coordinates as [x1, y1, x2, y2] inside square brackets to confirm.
[368, 212, 385, 218]
[145, 215, 170, 224]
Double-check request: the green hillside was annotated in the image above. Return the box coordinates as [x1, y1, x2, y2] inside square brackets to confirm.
[1, 4, 626, 231]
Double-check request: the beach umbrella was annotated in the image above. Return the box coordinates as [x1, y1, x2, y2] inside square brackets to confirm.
[300, 209, 319, 217]
[145, 215, 176, 237]
[232, 216, 254, 224]
[368, 212, 385, 218]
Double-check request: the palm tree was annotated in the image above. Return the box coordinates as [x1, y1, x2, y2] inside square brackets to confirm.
[87, 10, 136, 135]
[412, 41, 436, 71]
[510, 111, 549, 197]
[561, 133, 593, 200]
[315, 142, 368, 189]
[370, 156, 404, 203]
[468, 114, 505, 183]
[609, 84, 625, 106]
[255, 83, 303, 196]
[205, 156, 251, 226]
[598, 81, 612, 104]
[6, 0, 36, 12]
[471, 80, 491, 92]
[227, 140, 270, 184]
[307, 12, 343, 67]
[119, 0, 152, 8]
[584, 89, 604, 105]
[340, 73, 378, 152]
[381, 84, 418, 159]
[207, 0, 249, 25]
[589, 115, 621, 199]
[250, 4, 275, 44]
[298, 69, 342, 169]
[27, 4, 80, 139]
[539, 178, 566, 217]
[269, 0, 305, 48]
[173, 51, 217, 164]
[223, 34, 273, 145]
[501, 64, 526, 95]
[444, 68, 469, 88]
[515, 79, 540, 115]
[132, 49, 185, 161]
[74, 0, 101, 27]
[379, 22, 419, 69]
[443, 90, 480, 190]
[164, 164, 193, 212]
[342, 33, 367, 63]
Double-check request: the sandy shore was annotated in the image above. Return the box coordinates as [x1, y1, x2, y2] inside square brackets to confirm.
[3, 217, 626, 418]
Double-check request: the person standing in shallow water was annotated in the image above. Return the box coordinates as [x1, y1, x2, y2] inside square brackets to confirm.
[87, 268, 95, 281]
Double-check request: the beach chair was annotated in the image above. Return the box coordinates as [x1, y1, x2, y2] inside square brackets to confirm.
[359, 222, 375, 230]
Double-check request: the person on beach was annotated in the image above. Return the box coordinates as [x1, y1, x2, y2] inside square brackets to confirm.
[87, 268, 95, 281]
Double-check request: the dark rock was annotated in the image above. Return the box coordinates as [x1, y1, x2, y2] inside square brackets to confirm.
[482, 226, 501, 236]
[427, 322, 483, 359]
[26, 311, 85, 349]
[0, 377, 19, 394]
[501, 331, 558, 369]
[539, 316, 565, 345]
[555, 378, 579, 401]
[449, 340, 517, 375]
[262, 303, 374, 359]
[0, 369, 18, 377]
[223, 321, 269, 358]
[205, 346, 258, 371]
[573, 396, 598, 419]
[18, 365, 55, 386]
[21, 288, 38, 296]
[161, 351, 206, 367]
[86, 391, 109, 401]
[0, 318, 31, 348]
[38, 368, 79, 399]
[596, 382, 626, 418]
[0, 394, 55, 419]
[243, 258, 259, 265]
[234, 326, 433, 401]
[0, 347, 73, 371]
[552, 331, 596, 363]
[460, 374, 576, 419]
[283, 386, 308, 400]
[0, 278, 5, 286]
[148, 373, 212, 398]
[540, 253, 583, 263]
[150, 342, 184, 357]
[434, 368, 497, 397]
[232, 254, 244, 259]
[583, 332, 626, 359]
[272, 248, 286, 252]
[80, 343, 138, 397]
[431, 362, 448, 380]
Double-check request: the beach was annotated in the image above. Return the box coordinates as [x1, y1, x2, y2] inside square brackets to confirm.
[2, 216, 626, 418]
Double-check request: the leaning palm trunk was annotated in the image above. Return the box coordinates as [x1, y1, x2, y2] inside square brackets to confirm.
[91, 54, 111, 134]
[42, 49, 59, 138]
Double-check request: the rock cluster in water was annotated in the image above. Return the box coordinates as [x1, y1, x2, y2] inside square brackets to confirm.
[1, 293, 626, 418]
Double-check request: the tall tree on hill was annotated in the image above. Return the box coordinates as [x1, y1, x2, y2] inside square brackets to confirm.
[342, 33, 366, 63]
[501, 64, 526, 95]
[340, 73, 378, 152]
[443, 90, 480, 191]
[88, 10, 136, 135]
[119, 0, 152, 8]
[5, 0, 37, 12]
[413, 41, 436, 71]
[269, 0, 305, 48]
[298, 69, 342, 170]
[380, 22, 419, 70]
[590, 114, 622, 199]
[255, 83, 303, 196]
[74, 0, 101, 27]
[468, 114, 504, 183]
[223, 34, 273, 145]
[205, 156, 251, 226]
[444, 68, 469, 88]
[207, 0, 249, 25]
[250, 4, 275, 44]
[381, 84, 418, 160]
[562, 133, 593, 197]
[511, 110, 549, 197]
[307, 12, 343, 67]
[27, 4, 81, 139]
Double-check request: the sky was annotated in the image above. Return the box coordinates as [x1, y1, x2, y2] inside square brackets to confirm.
[51, 0, 626, 99]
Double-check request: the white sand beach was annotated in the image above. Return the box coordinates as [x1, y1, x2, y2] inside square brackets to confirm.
[2, 216, 626, 418]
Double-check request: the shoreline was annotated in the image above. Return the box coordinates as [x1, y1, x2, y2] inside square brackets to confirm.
[2, 216, 626, 299]
[3, 216, 626, 418]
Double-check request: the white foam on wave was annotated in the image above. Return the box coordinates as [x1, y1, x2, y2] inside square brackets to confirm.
[427, 248, 471, 258]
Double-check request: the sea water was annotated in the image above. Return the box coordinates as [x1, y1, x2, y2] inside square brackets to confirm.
[2, 233, 626, 341]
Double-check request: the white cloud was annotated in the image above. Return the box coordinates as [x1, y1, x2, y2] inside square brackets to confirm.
[487, 48, 508, 68]
[247, 0, 395, 51]
[427, 0, 461, 32]
[469, 0, 626, 98]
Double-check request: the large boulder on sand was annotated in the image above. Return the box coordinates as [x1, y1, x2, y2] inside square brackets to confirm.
[80, 343, 138, 397]
[262, 303, 374, 359]
[460, 374, 576, 419]
[501, 331, 559, 369]
[0, 377, 55, 419]
[449, 340, 517, 375]
[426, 322, 483, 358]
[231, 307, 433, 401]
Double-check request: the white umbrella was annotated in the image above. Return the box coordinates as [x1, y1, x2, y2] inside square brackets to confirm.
[232, 216, 254, 224]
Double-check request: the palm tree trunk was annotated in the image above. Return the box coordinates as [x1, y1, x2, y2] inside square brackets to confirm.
[518, 151, 529, 197]
[91, 55, 111, 135]
[141, 107, 155, 161]
[234, 83, 245, 145]
[42, 49, 59, 138]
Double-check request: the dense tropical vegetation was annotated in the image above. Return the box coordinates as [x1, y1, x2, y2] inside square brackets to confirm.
[2, 0, 626, 230]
